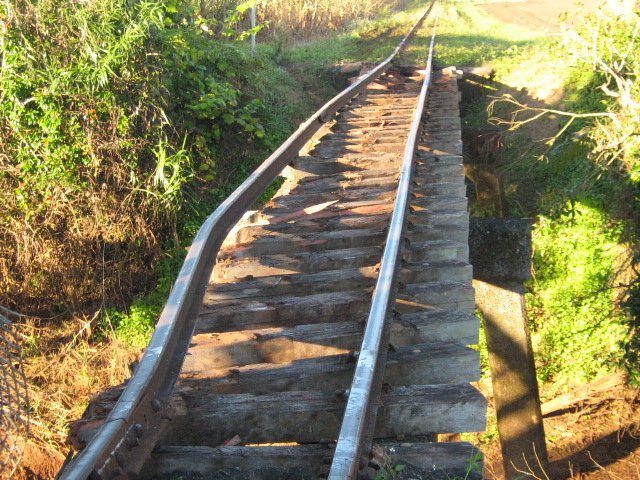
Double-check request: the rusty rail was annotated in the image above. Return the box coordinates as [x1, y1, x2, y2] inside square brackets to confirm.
[328, 16, 439, 479]
[58, 3, 435, 478]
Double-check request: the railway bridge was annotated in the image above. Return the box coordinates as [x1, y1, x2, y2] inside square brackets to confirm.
[60, 7, 488, 479]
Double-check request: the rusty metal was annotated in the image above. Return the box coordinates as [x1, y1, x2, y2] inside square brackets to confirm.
[328, 15, 439, 480]
[57, 5, 436, 479]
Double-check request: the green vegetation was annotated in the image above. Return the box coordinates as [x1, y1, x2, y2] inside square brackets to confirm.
[529, 202, 628, 383]
[447, 0, 640, 386]
[0, 0, 318, 329]
[435, 1, 542, 66]
[0, 0, 429, 342]
[3, 0, 637, 471]
[524, 5, 638, 386]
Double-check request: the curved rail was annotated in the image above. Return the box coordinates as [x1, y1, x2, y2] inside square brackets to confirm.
[328, 16, 439, 479]
[58, 4, 435, 479]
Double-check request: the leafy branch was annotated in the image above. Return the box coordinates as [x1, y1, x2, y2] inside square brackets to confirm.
[488, 3, 640, 178]
[487, 94, 615, 145]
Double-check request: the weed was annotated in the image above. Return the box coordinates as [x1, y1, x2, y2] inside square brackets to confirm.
[529, 202, 630, 384]
[374, 463, 406, 480]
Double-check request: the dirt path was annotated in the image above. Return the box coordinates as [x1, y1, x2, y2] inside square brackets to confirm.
[480, 384, 640, 480]
[480, 0, 603, 33]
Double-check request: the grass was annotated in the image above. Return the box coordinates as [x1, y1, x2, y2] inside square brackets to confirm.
[433, 1, 543, 67]
[8, 0, 638, 477]
[277, 1, 435, 67]
[258, 0, 398, 38]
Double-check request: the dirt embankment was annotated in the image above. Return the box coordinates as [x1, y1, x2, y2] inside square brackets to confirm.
[480, 0, 603, 34]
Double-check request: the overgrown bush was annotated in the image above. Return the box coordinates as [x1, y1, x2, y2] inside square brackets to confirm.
[529, 202, 629, 384]
[512, 1, 640, 385]
[0, 0, 285, 318]
[561, 2, 639, 180]
[0, 0, 171, 315]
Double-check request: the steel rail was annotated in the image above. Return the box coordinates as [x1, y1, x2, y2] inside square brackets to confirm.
[328, 17, 439, 480]
[57, 5, 434, 479]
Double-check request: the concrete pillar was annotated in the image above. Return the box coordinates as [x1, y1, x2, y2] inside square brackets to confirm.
[469, 219, 548, 479]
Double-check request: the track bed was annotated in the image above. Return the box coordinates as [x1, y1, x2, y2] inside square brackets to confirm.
[138, 67, 485, 479]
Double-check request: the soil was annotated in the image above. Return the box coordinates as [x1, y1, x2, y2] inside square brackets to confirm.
[10, 2, 637, 480]
[479, 382, 640, 480]
[479, 0, 604, 34]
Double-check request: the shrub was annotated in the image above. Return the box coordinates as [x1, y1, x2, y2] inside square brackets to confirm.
[0, 0, 270, 316]
[561, 2, 640, 181]
[529, 202, 628, 384]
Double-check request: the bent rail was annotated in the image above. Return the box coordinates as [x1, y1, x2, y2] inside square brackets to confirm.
[328, 18, 439, 479]
[58, 3, 435, 478]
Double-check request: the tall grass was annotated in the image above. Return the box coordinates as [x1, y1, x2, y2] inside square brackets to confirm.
[199, 0, 404, 39]
[0, 0, 173, 316]
[0, 0, 282, 317]
[259, 0, 401, 38]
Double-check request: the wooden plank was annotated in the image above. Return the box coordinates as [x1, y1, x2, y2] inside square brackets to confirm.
[142, 442, 484, 480]
[196, 289, 372, 334]
[180, 342, 479, 394]
[397, 282, 476, 314]
[258, 198, 394, 223]
[306, 151, 402, 167]
[346, 105, 415, 115]
[270, 186, 395, 209]
[141, 445, 330, 480]
[215, 245, 382, 279]
[325, 131, 411, 144]
[375, 385, 486, 438]
[408, 223, 469, 243]
[422, 143, 464, 157]
[161, 384, 487, 446]
[339, 117, 413, 127]
[401, 261, 472, 284]
[210, 261, 470, 300]
[288, 170, 399, 192]
[414, 182, 467, 197]
[313, 142, 404, 157]
[185, 321, 361, 370]
[380, 442, 483, 479]
[185, 307, 480, 371]
[541, 371, 627, 416]
[222, 214, 467, 256]
[395, 310, 479, 346]
[414, 162, 464, 176]
[409, 196, 467, 211]
[220, 227, 386, 257]
[406, 240, 469, 263]
[415, 151, 463, 163]
[413, 171, 466, 186]
[208, 268, 379, 299]
[408, 211, 469, 230]
[217, 238, 467, 281]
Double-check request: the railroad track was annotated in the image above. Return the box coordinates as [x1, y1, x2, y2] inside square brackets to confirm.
[60, 5, 486, 479]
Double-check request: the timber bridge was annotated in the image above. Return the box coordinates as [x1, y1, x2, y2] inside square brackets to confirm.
[59, 5, 489, 479]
